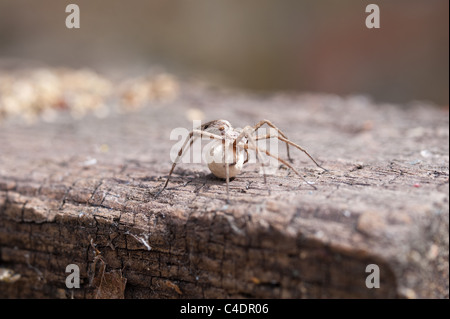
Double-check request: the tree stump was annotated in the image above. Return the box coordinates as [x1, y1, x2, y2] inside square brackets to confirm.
[0, 86, 448, 298]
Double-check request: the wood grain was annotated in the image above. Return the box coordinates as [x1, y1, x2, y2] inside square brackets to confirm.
[0, 87, 448, 298]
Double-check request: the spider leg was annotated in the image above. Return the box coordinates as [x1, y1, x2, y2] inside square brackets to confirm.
[242, 143, 317, 190]
[254, 133, 326, 171]
[225, 161, 230, 203]
[222, 138, 231, 202]
[243, 142, 249, 164]
[244, 129, 270, 195]
[252, 119, 293, 163]
[156, 129, 223, 196]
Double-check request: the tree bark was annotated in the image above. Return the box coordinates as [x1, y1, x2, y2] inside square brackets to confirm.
[0, 88, 448, 298]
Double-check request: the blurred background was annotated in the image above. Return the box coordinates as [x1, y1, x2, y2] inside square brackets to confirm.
[0, 0, 448, 105]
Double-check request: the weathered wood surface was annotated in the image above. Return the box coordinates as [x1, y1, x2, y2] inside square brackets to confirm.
[0, 86, 448, 298]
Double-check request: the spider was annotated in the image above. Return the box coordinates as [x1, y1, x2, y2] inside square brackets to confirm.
[157, 119, 326, 199]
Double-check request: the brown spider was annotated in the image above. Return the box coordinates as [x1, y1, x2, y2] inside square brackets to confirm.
[157, 119, 325, 199]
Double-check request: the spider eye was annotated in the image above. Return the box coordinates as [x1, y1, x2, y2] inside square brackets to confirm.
[219, 126, 225, 131]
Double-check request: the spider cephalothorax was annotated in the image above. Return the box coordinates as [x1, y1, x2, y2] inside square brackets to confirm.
[158, 119, 325, 199]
